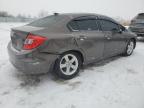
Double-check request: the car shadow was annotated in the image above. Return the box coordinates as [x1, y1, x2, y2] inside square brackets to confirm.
[81, 55, 121, 71]
[14, 72, 45, 88]
[14, 55, 122, 88]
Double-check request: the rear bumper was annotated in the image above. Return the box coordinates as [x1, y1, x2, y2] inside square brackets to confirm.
[7, 42, 59, 74]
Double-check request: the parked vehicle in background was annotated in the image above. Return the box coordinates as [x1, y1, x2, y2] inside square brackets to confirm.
[129, 13, 144, 37]
[8, 13, 137, 79]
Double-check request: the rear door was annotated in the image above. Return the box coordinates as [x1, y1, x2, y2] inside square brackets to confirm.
[68, 16, 105, 62]
[98, 19, 126, 58]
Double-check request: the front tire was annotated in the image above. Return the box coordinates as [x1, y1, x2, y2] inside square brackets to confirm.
[54, 52, 82, 80]
[124, 39, 135, 56]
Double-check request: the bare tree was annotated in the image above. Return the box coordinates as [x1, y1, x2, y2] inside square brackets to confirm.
[0, 11, 11, 17]
[38, 10, 49, 18]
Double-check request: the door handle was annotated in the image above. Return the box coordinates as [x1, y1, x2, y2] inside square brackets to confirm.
[79, 35, 87, 40]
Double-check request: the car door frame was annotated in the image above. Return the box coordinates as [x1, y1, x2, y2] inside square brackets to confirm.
[67, 16, 105, 63]
[97, 18, 127, 58]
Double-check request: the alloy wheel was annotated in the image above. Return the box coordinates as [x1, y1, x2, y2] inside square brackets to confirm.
[127, 41, 134, 55]
[60, 54, 78, 75]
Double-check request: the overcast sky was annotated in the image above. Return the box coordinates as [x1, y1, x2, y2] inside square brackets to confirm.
[0, 0, 144, 19]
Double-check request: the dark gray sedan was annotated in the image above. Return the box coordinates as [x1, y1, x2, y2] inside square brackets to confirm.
[8, 13, 136, 79]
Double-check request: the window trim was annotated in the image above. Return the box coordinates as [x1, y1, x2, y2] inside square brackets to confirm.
[67, 21, 79, 32]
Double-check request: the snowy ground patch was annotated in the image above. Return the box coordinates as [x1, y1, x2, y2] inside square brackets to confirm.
[0, 23, 144, 108]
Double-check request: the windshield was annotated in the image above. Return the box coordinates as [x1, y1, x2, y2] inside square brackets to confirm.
[131, 23, 144, 27]
[28, 15, 65, 27]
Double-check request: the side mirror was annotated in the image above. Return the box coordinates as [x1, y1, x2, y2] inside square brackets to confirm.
[119, 25, 126, 32]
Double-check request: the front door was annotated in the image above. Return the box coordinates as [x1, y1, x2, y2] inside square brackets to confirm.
[98, 19, 126, 58]
[68, 17, 105, 62]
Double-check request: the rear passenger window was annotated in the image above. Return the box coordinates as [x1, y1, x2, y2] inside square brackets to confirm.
[68, 19, 99, 31]
[99, 20, 119, 31]
[76, 19, 99, 31]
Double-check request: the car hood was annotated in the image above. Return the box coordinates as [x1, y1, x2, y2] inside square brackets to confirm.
[134, 19, 144, 23]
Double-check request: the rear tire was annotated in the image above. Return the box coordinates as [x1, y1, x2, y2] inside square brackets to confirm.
[124, 39, 135, 56]
[54, 52, 82, 80]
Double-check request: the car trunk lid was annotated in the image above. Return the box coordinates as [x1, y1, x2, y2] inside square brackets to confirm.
[11, 26, 44, 51]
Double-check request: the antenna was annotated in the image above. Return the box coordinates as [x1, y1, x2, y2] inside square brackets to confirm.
[54, 13, 59, 16]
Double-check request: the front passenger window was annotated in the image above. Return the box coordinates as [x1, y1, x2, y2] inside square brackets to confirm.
[99, 20, 119, 31]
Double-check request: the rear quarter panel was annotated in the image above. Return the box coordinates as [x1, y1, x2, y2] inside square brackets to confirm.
[40, 33, 86, 58]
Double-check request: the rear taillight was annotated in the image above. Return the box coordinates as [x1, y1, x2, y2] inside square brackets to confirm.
[23, 33, 47, 50]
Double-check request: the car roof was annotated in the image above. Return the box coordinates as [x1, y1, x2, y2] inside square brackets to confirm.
[57, 13, 108, 19]
[138, 13, 144, 16]
[28, 13, 119, 33]
[54, 13, 118, 24]
[58, 13, 101, 18]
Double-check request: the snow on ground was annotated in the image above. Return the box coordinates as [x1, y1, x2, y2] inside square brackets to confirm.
[0, 23, 144, 108]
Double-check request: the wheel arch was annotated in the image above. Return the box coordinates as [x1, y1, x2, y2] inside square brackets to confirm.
[130, 38, 136, 49]
[59, 50, 85, 64]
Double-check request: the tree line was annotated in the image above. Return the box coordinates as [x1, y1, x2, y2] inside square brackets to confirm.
[0, 10, 49, 18]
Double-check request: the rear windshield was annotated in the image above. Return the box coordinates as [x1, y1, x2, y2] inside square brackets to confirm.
[28, 15, 65, 27]
[136, 13, 144, 19]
